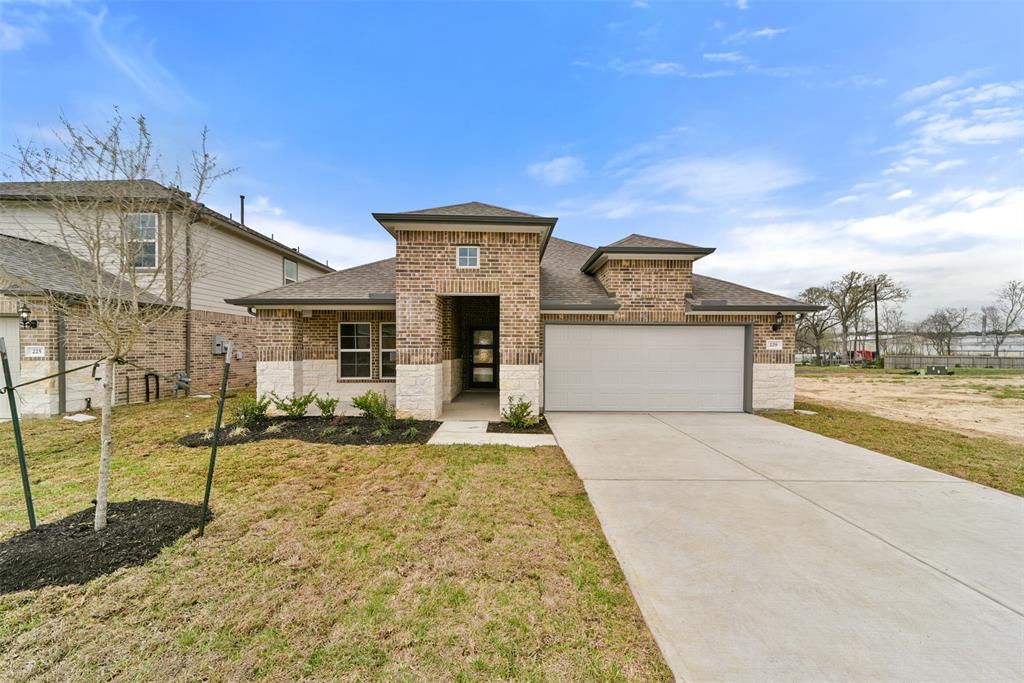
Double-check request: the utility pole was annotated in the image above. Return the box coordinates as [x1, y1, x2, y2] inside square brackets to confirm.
[873, 282, 880, 361]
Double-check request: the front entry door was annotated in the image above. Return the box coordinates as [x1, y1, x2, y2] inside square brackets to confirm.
[470, 328, 497, 388]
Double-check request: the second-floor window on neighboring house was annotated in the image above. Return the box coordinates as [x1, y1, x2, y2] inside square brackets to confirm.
[126, 213, 158, 269]
[457, 245, 479, 268]
[284, 258, 298, 284]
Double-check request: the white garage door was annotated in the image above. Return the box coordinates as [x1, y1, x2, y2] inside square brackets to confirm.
[0, 317, 20, 420]
[545, 324, 746, 412]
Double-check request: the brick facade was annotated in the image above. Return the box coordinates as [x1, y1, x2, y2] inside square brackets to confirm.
[595, 258, 694, 320]
[393, 230, 543, 417]
[10, 296, 258, 416]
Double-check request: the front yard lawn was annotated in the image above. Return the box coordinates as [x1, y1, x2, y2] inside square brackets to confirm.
[764, 402, 1024, 496]
[1, 396, 670, 681]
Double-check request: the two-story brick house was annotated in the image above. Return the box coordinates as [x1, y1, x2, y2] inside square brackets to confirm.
[229, 202, 820, 419]
[0, 180, 332, 418]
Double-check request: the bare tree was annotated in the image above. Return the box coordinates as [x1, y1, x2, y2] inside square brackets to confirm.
[796, 287, 837, 363]
[917, 307, 973, 355]
[823, 271, 909, 360]
[981, 280, 1024, 356]
[880, 306, 909, 354]
[10, 110, 230, 530]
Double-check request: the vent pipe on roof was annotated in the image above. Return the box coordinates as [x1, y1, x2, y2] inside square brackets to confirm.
[239, 195, 246, 225]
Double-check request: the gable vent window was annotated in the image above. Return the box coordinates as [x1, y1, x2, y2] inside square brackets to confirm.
[283, 258, 298, 284]
[126, 213, 159, 269]
[457, 245, 479, 268]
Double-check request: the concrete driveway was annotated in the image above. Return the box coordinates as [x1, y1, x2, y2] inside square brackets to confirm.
[547, 412, 1024, 682]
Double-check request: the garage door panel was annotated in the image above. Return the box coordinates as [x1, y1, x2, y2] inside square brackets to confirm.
[545, 324, 745, 412]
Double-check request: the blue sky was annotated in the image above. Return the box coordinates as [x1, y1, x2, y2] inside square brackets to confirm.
[1, 0, 1021, 317]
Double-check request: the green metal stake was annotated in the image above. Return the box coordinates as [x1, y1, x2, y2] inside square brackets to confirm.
[1, 337, 36, 530]
[198, 343, 232, 536]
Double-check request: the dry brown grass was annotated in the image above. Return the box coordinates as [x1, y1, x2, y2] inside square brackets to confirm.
[1, 395, 670, 681]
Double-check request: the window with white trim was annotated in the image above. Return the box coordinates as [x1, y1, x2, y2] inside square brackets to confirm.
[339, 323, 371, 379]
[126, 213, 159, 268]
[380, 322, 396, 378]
[283, 258, 298, 284]
[457, 245, 479, 268]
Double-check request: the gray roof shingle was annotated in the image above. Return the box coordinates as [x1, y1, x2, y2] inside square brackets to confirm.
[0, 234, 164, 304]
[224, 258, 397, 305]
[398, 201, 539, 218]
[690, 274, 819, 311]
[226, 236, 817, 312]
[606, 233, 708, 249]
[539, 238, 618, 309]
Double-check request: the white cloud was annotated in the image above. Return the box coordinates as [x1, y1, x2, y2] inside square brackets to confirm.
[833, 195, 863, 204]
[703, 51, 746, 63]
[238, 197, 394, 270]
[703, 188, 1024, 317]
[928, 159, 966, 172]
[561, 153, 808, 220]
[527, 156, 586, 185]
[83, 7, 197, 110]
[726, 26, 788, 43]
[608, 58, 687, 76]
[900, 76, 963, 102]
[0, 3, 53, 52]
[888, 189, 913, 200]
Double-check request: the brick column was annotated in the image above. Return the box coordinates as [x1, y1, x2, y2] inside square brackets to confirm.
[255, 309, 303, 404]
[395, 292, 443, 419]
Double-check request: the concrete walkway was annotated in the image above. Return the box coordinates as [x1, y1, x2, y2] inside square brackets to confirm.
[547, 412, 1024, 682]
[427, 420, 557, 446]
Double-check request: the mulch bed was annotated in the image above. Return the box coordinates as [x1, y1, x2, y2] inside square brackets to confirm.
[0, 500, 204, 594]
[177, 416, 441, 448]
[487, 417, 553, 434]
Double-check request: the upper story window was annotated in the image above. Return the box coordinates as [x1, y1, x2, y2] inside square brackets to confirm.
[283, 258, 298, 284]
[457, 245, 479, 268]
[126, 213, 159, 269]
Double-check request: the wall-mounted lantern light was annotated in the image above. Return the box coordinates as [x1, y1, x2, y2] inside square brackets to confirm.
[771, 311, 784, 332]
[18, 303, 38, 329]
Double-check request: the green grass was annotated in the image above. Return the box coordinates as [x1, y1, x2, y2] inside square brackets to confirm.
[797, 365, 1024, 379]
[1, 395, 670, 682]
[763, 402, 1024, 496]
[964, 383, 1024, 400]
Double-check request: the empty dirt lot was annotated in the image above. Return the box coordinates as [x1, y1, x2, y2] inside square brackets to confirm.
[796, 368, 1024, 444]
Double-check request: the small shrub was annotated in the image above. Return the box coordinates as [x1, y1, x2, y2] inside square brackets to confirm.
[314, 395, 340, 417]
[351, 390, 396, 430]
[271, 391, 317, 418]
[402, 426, 419, 438]
[263, 423, 283, 435]
[200, 429, 213, 442]
[228, 426, 250, 439]
[502, 396, 539, 429]
[371, 425, 390, 438]
[344, 425, 360, 436]
[322, 426, 338, 437]
[232, 394, 271, 429]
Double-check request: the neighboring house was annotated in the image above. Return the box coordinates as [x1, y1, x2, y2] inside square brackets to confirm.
[228, 202, 820, 419]
[0, 180, 332, 418]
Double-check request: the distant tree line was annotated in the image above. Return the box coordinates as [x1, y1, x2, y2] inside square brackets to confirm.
[797, 275, 1024, 361]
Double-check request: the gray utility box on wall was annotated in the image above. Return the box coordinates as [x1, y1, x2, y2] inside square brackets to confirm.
[212, 335, 226, 355]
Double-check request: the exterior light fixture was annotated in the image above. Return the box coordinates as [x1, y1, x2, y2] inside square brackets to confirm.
[771, 311, 784, 332]
[18, 303, 38, 329]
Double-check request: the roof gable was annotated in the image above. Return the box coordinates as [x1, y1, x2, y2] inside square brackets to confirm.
[606, 233, 708, 249]
[398, 201, 539, 218]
